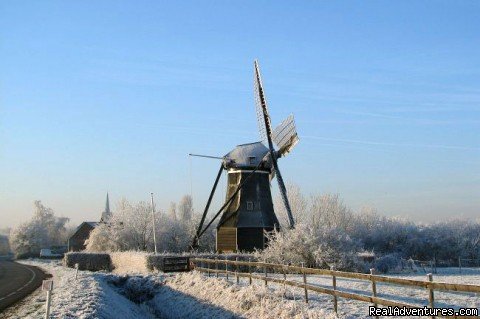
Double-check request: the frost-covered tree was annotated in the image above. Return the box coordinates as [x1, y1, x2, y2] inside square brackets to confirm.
[168, 202, 177, 220]
[87, 199, 154, 252]
[178, 195, 193, 222]
[257, 223, 362, 271]
[274, 183, 308, 227]
[308, 193, 353, 231]
[85, 223, 116, 252]
[463, 222, 480, 260]
[9, 201, 70, 258]
[86, 198, 214, 253]
[265, 187, 480, 271]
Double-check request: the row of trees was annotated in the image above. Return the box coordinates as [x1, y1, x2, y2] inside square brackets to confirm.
[263, 185, 480, 271]
[6, 189, 479, 272]
[6, 196, 212, 257]
[86, 195, 215, 253]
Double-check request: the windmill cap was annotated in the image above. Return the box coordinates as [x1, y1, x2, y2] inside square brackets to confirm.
[224, 141, 272, 170]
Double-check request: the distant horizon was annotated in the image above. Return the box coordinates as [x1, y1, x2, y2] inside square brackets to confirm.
[1, 1, 479, 229]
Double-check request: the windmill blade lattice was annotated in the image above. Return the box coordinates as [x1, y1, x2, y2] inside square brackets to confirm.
[254, 60, 295, 228]
[273, 114, 299, 157]
[254, 64, 269, 143]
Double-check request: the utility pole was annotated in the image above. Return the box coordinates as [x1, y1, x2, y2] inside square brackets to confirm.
[151, 193, 158, 255]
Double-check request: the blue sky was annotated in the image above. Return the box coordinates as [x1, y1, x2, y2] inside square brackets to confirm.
[1, 1, 479, 228]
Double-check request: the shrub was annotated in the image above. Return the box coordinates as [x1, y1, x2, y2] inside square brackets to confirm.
[64, 252, 111, 271]
[256, 224, 363, 271]
[374, 253, 406, 274]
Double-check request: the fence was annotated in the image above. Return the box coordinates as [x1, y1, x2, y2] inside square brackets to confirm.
[191, 258, 480, 319]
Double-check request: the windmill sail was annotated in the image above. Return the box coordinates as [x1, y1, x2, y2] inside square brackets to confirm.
[273, 114, 299, 157]
[254, 62, 270, 143]
[254, 60, 295, 229]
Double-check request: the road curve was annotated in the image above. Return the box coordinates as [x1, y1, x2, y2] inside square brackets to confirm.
[0, 260, 48, 312]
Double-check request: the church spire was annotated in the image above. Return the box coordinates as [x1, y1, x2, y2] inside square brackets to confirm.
[101, 192, 112, 222]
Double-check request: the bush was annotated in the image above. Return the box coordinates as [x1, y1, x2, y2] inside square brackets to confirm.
[257, 224, 363, 272]
[374, 253, 407, 274]
[64, 252, 111, 271]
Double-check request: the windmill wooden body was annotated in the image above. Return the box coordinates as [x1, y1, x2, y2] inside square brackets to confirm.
[191, 60, 299, 252]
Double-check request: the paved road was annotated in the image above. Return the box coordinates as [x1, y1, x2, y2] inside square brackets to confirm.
[0, 260, 47, 312]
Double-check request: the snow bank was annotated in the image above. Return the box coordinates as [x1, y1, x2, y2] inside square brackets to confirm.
[155, 271, 337, 319]
[3, 259, 154, 319]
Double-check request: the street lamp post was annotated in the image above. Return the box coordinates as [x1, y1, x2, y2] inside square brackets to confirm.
[151, 193, 158, 255]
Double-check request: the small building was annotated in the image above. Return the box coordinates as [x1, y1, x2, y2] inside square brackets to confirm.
[68, 222, 99, 251]
[68, 193, 112, 251]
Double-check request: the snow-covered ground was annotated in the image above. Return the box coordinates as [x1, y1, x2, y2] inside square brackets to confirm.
[243, 267, 480, 318]
[3, 260, 478, 319]
[2, 259, 155, 319]
[2, 260, 336, 319]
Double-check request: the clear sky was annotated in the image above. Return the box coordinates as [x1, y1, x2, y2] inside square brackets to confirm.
[1, 1, 479, 228]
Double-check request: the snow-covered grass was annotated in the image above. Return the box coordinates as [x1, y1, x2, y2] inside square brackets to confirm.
[157, 271, 336, 319]
[110, 251, 150, 274]
[5, 259, 478, 319]
[4, 259, 337, 319]
[223, 267, 480, 318]
[2, 259, 155, 319]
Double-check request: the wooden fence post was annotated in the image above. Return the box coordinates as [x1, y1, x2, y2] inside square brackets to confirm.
[283, 265, 287, 296]
[207, 260, 210, 277]
[215, 257, 219, 278]
[248, 258, 252, 285]
[235, 257, 239, 284]
[264, 264, 268, 287]
[226, 260, 229, 280]
[302, 262, 308, 303]
[331, 265, 338, 314]
[370, 268, 378, 319]
[427, 273, 435, 319]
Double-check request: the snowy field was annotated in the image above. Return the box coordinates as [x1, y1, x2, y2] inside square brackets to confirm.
[232, 267, 480, 318]
[2, 260, 478, 319]
[2, 259, 335, 319]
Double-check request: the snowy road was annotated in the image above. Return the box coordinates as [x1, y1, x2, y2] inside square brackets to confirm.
[0, 260, 47, 311]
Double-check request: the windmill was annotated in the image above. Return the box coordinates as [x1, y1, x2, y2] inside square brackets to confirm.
[190, 60, 299, 252]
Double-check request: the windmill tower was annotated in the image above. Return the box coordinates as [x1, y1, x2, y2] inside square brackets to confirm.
[191, 60, 299, 252]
